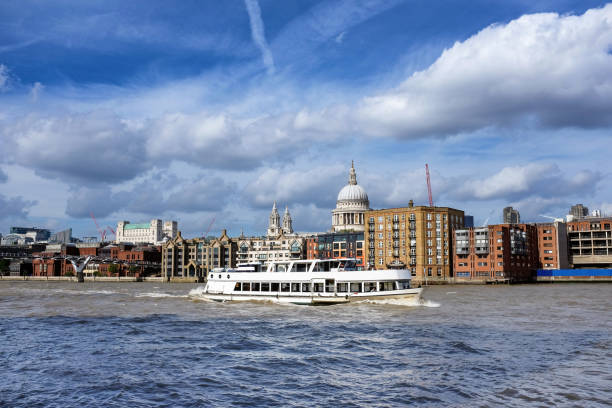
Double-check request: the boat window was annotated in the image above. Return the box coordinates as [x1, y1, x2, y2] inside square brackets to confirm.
[350, 282, 362, 293]
[337, 283, 348, 292]
[242, 282, 251, 291]
[210, 273, 214, 279]
[234, 282, 241, 291]
[252, 282, 260, 291]
[313, 282, 324, 292]
[295, 263, 307, 272]
[364, 282, 377, 292]
[271, 282, 279, 291]
[344, 260, 356, 270]
[261, 282, 270, 291]
[277, 265, 286, 272]
[398, 280, 411, 289]
[379, 281, 394, 291]
[301, 283, 311, 292]
[291, 283, 300, 292]
[325, 279, 335, 293]
[281, 283, 290, 292]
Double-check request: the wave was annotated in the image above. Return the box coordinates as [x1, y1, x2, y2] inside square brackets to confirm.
[188, 286, 207, 297]
[357, 297, 441, 307]
[134, 292, 188, 299]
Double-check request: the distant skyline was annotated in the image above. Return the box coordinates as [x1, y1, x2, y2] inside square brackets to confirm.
[1, 0, 611, 238]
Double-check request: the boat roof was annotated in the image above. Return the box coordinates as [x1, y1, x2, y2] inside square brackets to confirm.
[264, 258, 357, 264]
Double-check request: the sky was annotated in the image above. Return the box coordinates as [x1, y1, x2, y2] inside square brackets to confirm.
[1, 0, 612, 239]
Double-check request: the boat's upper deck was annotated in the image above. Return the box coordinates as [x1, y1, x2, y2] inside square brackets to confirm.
[232, 258, 359, 274]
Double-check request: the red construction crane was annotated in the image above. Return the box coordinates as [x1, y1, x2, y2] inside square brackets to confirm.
[106, 226, 116, 238]
[425, 164, 434, 207]
[90, 212, 106, 242]
[204, 217, 215, 238]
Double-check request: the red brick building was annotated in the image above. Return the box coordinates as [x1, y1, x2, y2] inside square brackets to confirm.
[453, 224, 538, 283]
[536, 222, 569, 270]
[32, 243, 161, 277]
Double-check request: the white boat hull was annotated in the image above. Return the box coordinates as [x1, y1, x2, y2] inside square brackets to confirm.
[202, 288, 423, 305]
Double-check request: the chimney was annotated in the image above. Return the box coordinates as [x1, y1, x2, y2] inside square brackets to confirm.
[408, 200, 414, 208]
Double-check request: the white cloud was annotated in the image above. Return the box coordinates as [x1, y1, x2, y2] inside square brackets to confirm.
[243, 164, 346, 209]
[2, 111, 148, 183]
[450, 163, 600, 201]
[244, 0, 275, 74]
[352, 5, 612, 138]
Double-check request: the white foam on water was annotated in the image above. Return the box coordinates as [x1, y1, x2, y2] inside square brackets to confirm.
[83, 290, 118, 295]
[134, 292, 188, 299]
[357, 297, 441, 307]
[188, 286, 207, 298]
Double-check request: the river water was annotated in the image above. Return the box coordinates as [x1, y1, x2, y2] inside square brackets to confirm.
[0, 282, 610, 407]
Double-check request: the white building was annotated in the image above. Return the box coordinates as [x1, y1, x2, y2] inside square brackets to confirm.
[238, 203, 304, 264]
[332, 162, 370, 232]
[116, 219, 177, 245]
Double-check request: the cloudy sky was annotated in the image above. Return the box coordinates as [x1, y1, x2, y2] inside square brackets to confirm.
[1, 0, 611, 239]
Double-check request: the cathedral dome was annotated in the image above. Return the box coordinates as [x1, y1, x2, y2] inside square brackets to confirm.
[337, 184, 369, 203]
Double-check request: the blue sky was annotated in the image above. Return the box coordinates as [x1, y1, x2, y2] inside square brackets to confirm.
[1, 0, 611, 239]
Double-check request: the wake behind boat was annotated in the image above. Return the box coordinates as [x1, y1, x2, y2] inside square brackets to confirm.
[201, 259, 423, 305]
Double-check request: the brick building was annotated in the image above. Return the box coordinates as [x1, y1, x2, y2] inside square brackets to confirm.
[305, 232, 365, 268]
[365, 201, 465, 284]
[453, 223, 539, 283]
[536, 222, 569, 270]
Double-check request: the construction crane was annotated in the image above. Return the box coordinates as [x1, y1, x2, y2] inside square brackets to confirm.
[425, 164, 434, 207]
[90, 212, 106, 242]
[204, 217, 215, 238]
[539, 214, 565, 222]
[106, 226, 116, 240]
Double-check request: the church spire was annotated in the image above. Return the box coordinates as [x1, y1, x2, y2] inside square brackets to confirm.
[268, 201, 281, 237]
[349, 160, 357, 185]
[282, 205, 293, 234]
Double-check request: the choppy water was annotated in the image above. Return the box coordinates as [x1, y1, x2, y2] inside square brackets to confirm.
[0, 282, 610, 407]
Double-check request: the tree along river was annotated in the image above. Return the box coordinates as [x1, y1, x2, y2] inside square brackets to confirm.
[0, 282, 610, 407]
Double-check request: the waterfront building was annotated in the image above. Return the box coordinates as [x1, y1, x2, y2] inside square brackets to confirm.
[365, 201, 465, 284]
[306, 232, 365, 268]
[503, 207, 520, 224]
[464, 215, 474, 228]
[453, 223, 538, 283]
[162, 230, 237, 279]
[1, 227, 51, 245]
[116, 219, 177, 245]
[237, 204, 305, 265]
[49, 228, 73, 244]
[536, 222, 569, 270]
[566, 217, 612, 268]
[31, 243, 161, 277]
[569, 204, 589, 220]
[332, 162, 370, 232]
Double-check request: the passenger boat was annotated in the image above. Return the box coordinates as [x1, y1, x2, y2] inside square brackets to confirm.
[201, 259, 423, 305]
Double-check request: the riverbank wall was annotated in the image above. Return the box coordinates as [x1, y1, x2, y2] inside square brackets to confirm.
[536, 269, 612, 282]
[0, 276, 164, 282]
